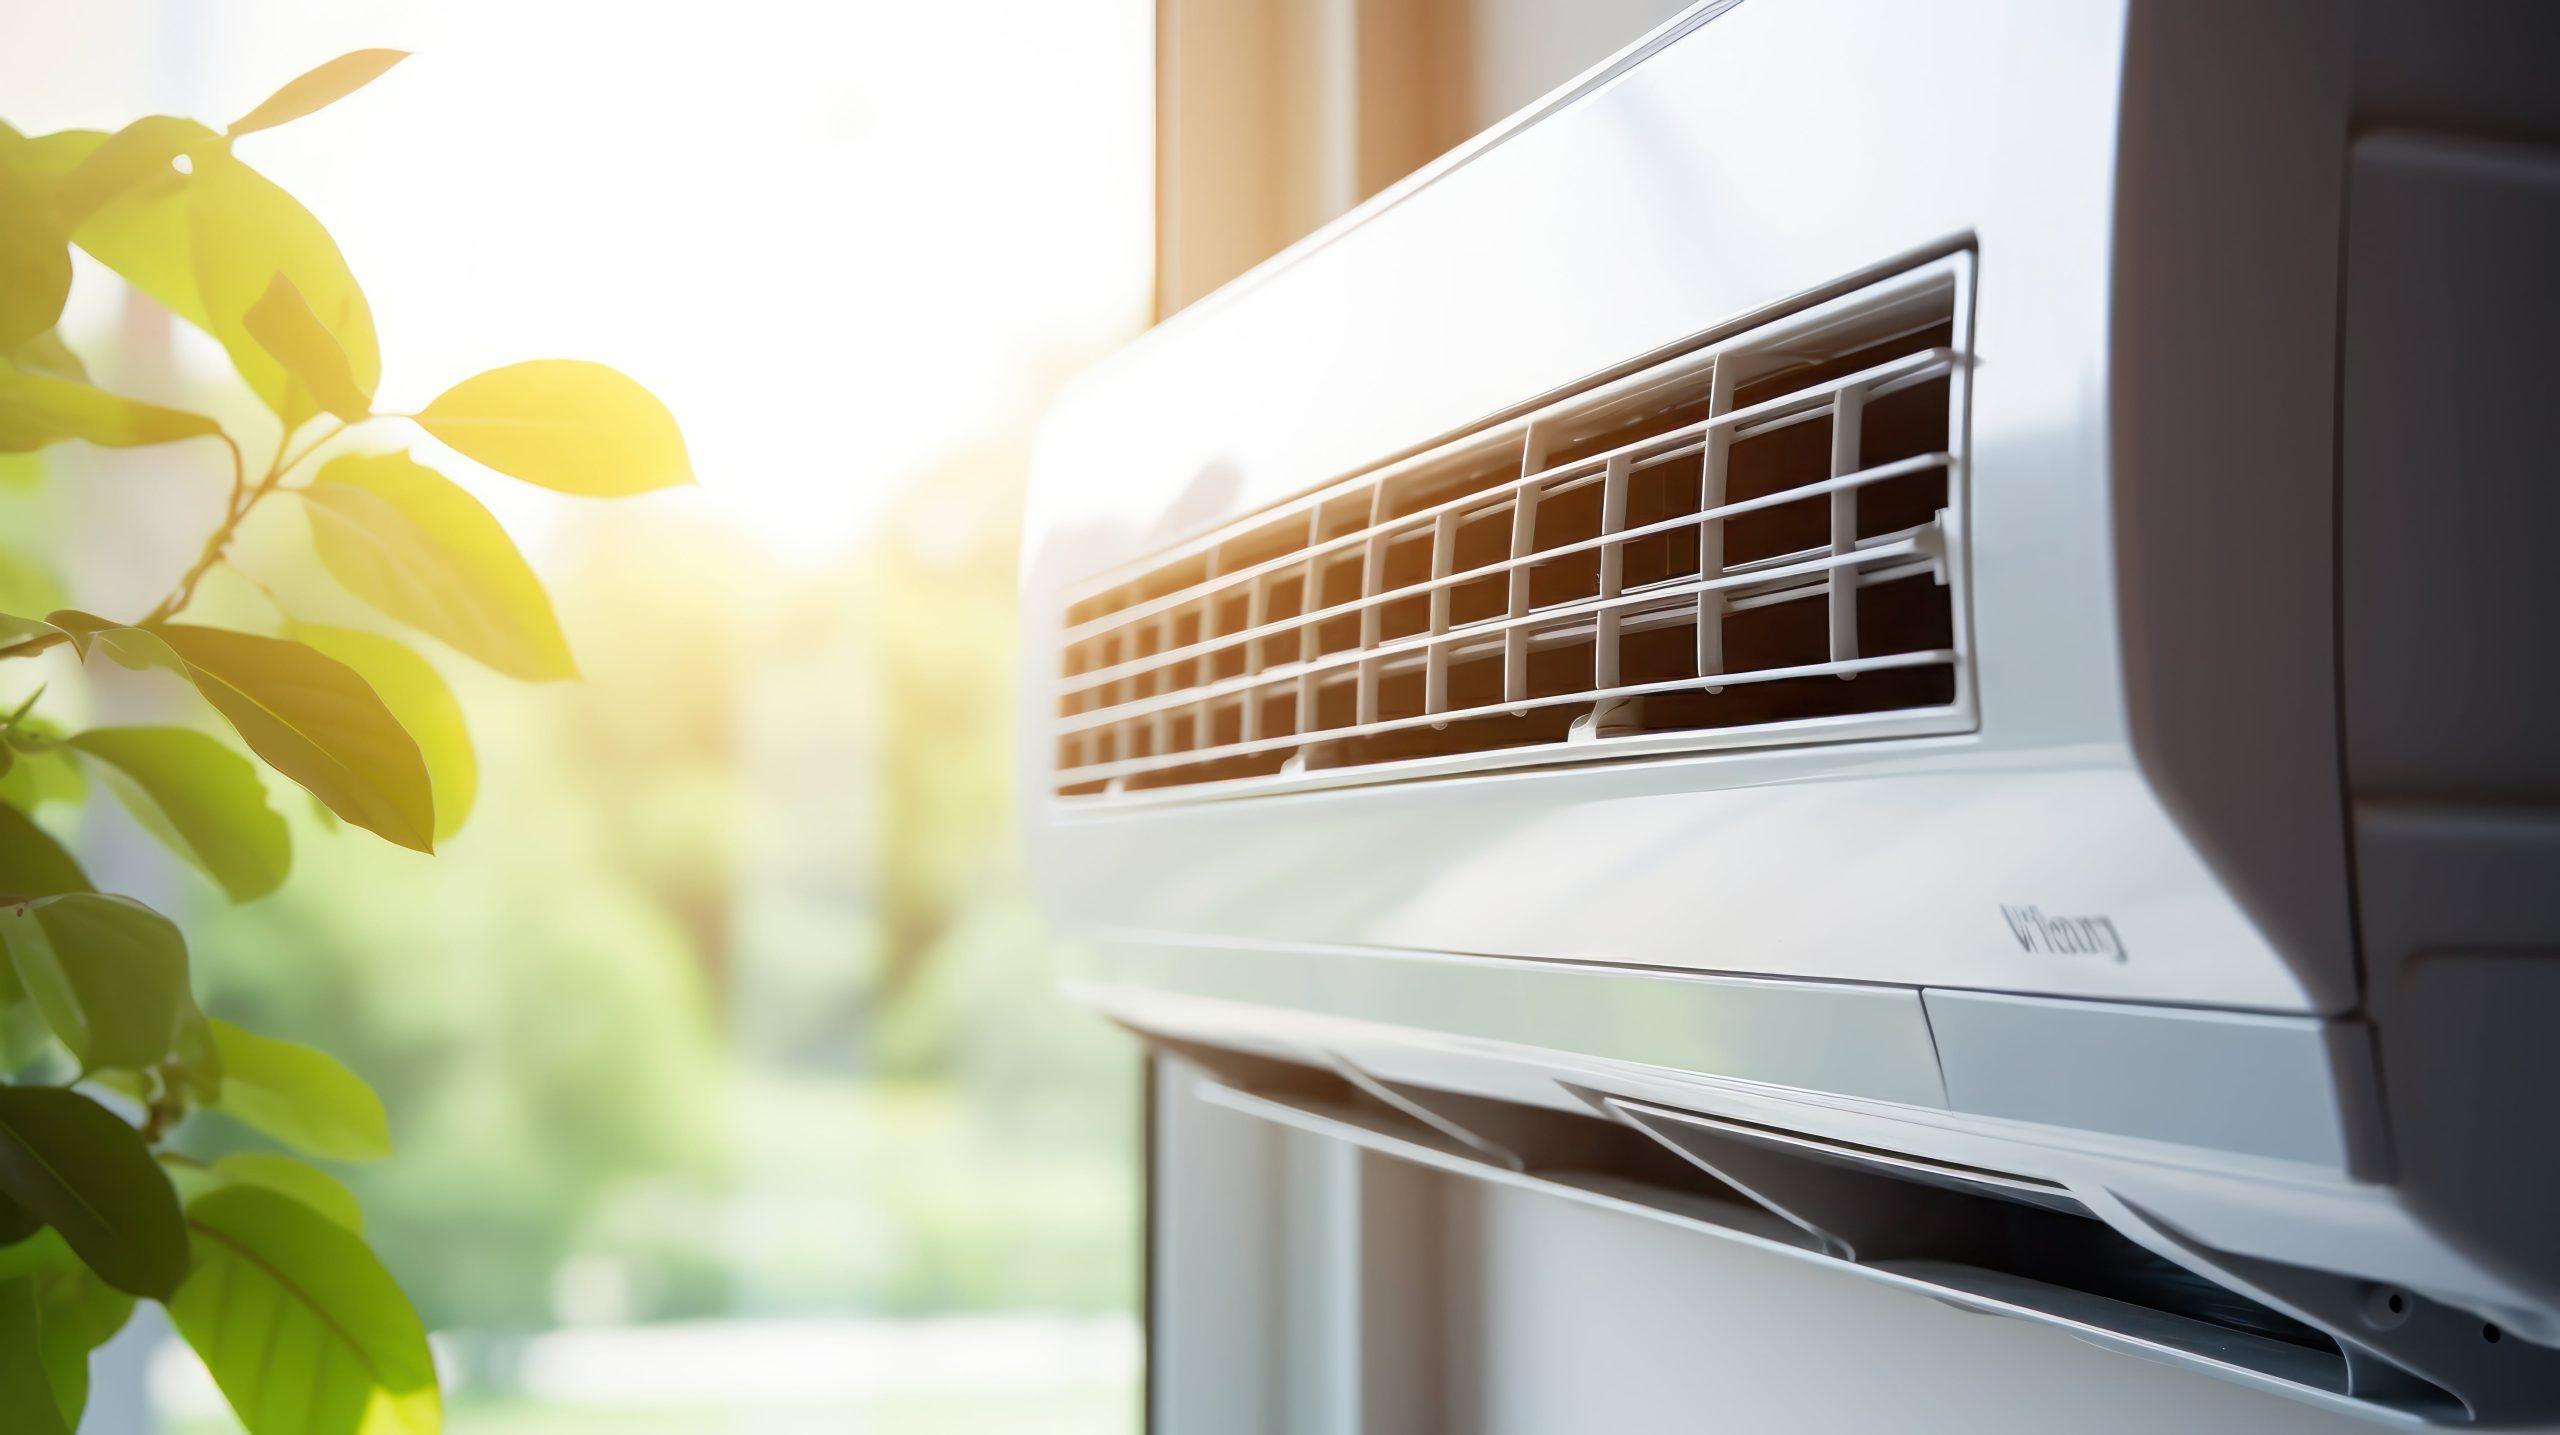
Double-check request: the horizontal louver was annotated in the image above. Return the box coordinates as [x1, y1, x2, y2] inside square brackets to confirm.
[1054, 257, 1974, 802]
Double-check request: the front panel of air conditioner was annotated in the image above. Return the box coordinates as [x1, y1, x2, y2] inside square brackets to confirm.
[1022, 0, 2560, 1425]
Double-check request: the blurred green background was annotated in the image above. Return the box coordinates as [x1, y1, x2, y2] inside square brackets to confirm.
[1, 1, 1153, 1429]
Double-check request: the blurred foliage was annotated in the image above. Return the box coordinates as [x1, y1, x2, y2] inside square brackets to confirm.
[181, 418, 1135, 1339]
[5, 43, 1138, 1435]
[2, 48, 700, 1433]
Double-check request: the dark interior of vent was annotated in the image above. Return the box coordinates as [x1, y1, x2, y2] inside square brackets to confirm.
[1206, 700, 1244, 749]
[1525, 625, 1600, 700]
[1340, 705, 1580, 766]
[1207, 592, 1251, 679]
[1219, 515, 1308, 575]
[1257, 688, 1296, 739]
[1264, 569, 1305, 634]
[1383, 446, 1521, 521]
[1542, 381, 1718, 469]
[1624, 450, 1704, 589]
[1310, 673, 1357, 733]
[1724, 416, 1835, 565]
[1375, 530, 1435, 641]
[1125, 747, 1293, 791]
[1732, 318, 1955, 409]
[1526, 475, 1604, 610]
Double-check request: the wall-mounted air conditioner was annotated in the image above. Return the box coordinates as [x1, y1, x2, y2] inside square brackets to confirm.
[1021, 1, 2560, 1425]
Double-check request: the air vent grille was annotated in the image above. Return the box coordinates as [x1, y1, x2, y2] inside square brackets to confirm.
[1054, 257, 1973, 801]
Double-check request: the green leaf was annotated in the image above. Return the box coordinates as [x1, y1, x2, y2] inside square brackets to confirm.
[60, 123, 216, 332]
[229, 50, 412, 138]
[174, 1000, 224, 1103]
[0, 1084, 189, 1298]
[245, 273, 372, 421]
[0, 798, 78, 1070]
[0, 805, 84, 1069]
[67, 726, 292, 902]
[0, 743, 85, 813]
[0, 1192, 37, 1247]
[171, 1153, 362, 1234]
[291, 624, 476, 841]
[42, 608, 183, 672]
[10, 329, 89, 384]
[0, 892, 190, 1072]
[0, 1279, 74, 1435]
[189, 149, 379, 426]
[302, 453, 576, 682]
[54, 114, 209, 230]
[0, 1226, 73, 1281]
[0, 547, 68, 616]
[416, 359, 693, 496]
[207, 1018, 391, 1162]
[0, 1248, 135, 1430]
[0, 372, 222, 452]
[152, 625, 435, 853]
[0, 802, 89, 903]
[173, 1187, 440, 1433]
[0, 129, 73, 352]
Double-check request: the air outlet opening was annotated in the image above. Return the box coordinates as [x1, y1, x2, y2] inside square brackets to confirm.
[1052, 255, 1973, 802]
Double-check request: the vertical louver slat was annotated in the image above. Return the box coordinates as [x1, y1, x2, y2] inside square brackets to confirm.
[1503, 426, 1547, 709]
[1828, 386, 1866, 666]
[1695, 360, 1737, 688]
[1424, 507, 1459, 715]
[1051, 255, 1972, 802]
[1594, 452, 1632, 690]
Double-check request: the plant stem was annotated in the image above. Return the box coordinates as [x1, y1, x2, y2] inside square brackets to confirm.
[0, 414, 357, 659]
[143, 417, 352, 628]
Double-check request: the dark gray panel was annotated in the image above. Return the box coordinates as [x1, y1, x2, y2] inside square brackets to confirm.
[2340, 135, 2560, 802]
[2109, 1, 2358, 1012]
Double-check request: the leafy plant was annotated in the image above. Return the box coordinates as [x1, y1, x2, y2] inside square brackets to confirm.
[0, 50, 689, 1432]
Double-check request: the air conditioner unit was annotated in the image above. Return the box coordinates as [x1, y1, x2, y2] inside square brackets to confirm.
[1021, 1, 2560, 1425]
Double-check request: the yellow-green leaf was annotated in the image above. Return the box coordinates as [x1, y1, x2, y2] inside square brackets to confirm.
[302, 453, 575, 681]
[0, 129, 72, 351]
[0, 1085, 189, 1299]
[173, 1000, 222, 1103]
[53, 114, 207, 230]
[0, 893, 191, 1073]
[229, 50, 411, 139]
[151, 625, 434, 853]
[173, 1187, 439, 1435]
[189, 149, 379, 426]
[206, 1019, 391, 1162]
[0, 372, 221, 453]
[245, 273, 372, 421]
[416, 359, 693, 496]
[66, 726, 291, 902]
[0, 748, 82, 813]
[60, 123, 214, 332]
[9, 330, 88, 384]
[170, 1153, 362, 1234]
[291, 624, 476, 842]
[42, 609, 183, 673]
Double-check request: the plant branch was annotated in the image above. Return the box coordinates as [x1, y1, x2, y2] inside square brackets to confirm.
[142, 418, 351, 628]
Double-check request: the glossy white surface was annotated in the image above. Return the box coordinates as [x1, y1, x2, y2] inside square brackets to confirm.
[1022, 0, 2310, 1010]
